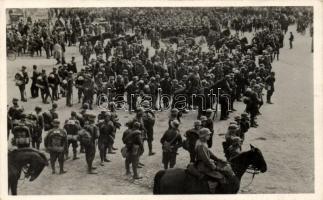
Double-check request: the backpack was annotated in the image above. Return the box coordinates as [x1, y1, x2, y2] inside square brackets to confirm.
[143, 111, 155, 127]
[43, 112, 53, 131]
[12, 125, 30, 147]
[47, 129, 65, 152]
[162, 132, 179, 153]
[78, 128, 92, 146]
[64, 120, 78, 133]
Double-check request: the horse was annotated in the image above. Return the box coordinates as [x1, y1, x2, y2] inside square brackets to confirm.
[153, 145, 267, 194]
[8, 148, 48, 195]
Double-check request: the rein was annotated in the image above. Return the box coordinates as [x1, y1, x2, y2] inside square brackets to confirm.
[228, 153, 261, 190]
[19, 165, 30, 181]
[241, 165, 260, 189]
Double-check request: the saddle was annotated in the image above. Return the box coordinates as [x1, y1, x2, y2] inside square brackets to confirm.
[186, 163, 226, 193]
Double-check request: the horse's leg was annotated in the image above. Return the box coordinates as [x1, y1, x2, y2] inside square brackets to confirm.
[10, 177, 18, 195]
[8, 178, 11, 194]
[153, 170, 166, 194]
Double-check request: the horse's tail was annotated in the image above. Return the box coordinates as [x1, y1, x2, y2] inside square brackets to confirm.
[153, 170, 166, 194]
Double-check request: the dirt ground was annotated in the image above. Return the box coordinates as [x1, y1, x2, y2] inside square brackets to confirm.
[7, 25, 314, 194]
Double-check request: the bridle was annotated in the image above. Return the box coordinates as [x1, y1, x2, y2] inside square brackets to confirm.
[228, 153, 262, 189]
[241, 165, 261, 189]
[19, 164, 31, 181]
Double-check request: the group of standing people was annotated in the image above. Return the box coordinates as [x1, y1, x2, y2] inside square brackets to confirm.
[7, 7, 312, 188]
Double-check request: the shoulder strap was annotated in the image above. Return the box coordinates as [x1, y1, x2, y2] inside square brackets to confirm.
[168, 130, 179, 144]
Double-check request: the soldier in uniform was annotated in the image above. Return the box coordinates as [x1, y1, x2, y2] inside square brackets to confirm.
[127, 107, 147, 167]
[48, 68, 61, 101]
[195, 128, 234, 192]
[15, 66, 29, 102]
[168, 108, 181, 128]
[224, 123, 240, 146]
[38, 69, 51, 104]
[244, 88, 261, 127]
[30, 65, 40, 98]
[219, 75, 232, 120]
[98, 113, 115, 166]
[66, 71, 74, 107]
[44, 36, 53, 59]
[64, 111, 81, 160]
[204, 109, 214, 148]
[114, 75, 125, 108]
[8, 98, 21, 125]
[239, 112, 250, 142]
[75, 70, 85, 103]
[184, 120, 202, 163]
[82, 77, 95, 110]
[289, 32, 294, 49]
[160, 73, 172, 109]
[148, 77, 158, 110]
[68, 57, 77, 73]
[11, 113, 31, 148]
[186, 65, 201, 95]
[83, 112, 99, 174]
[122, 122, 144, 179]
[160, 120, 182, 169]
[142, 101, 156, 156]
[44, 119, 68, 174]
[226, 137, 242, 160]
[43, 103, 58, 131]
[265, 71, 275, 104]
[33, 106, 44, 149]
[125, 76, 139, 113]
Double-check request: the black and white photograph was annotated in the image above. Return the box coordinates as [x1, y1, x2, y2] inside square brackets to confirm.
[1, 1, 322, 198]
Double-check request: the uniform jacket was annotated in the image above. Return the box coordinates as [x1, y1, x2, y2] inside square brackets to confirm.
[195, 140, 220, 174]
[99, 120, 116, 143]
[160, 128, 182, 153]
[185, 128, 200, 151]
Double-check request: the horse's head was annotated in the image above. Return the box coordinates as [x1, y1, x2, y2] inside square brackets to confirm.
[22, 149, 48, 182]
[248, 144, 267, 173]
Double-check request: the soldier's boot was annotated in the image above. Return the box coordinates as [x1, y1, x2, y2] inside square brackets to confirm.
[99, 151, 105, 165]
[88, 165, 98, 174]
[132, 162, 142, 180]
[148, 142, 155, 156]
[80, 146, 85, 153]
[36, 142, 40, 150]
[65, 151, 70, 160]
[50, 158, 56, 174]
[250, 118, 258, 128]
[108, 147, 116, 154]
[73, 149, 79, 160]
[59, 161, 67, 174]
[125, 161, 131, 175]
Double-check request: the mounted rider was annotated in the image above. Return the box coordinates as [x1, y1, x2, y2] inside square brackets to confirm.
[194, 128, 235, 193]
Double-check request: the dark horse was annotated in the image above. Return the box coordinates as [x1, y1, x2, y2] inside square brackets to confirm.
[153, 145, 267, 194]
[8, 148, 48, 195]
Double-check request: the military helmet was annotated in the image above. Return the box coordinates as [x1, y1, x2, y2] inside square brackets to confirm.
[52, 119, 60, 125]
[171, 120, 180, 128]
[198, 128, 211, 138]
